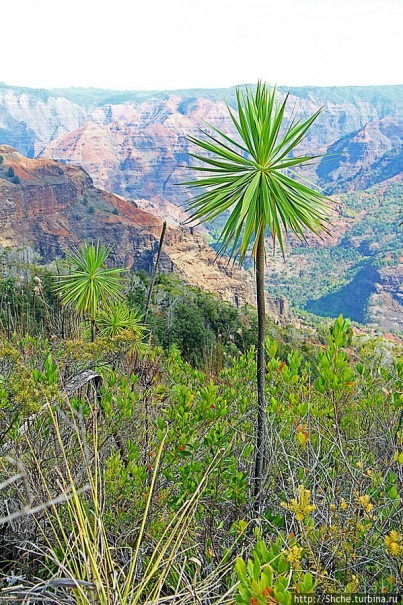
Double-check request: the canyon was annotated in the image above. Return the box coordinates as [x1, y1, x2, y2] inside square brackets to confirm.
[0, 144, 291, 323]
[0, 83, 401, 330]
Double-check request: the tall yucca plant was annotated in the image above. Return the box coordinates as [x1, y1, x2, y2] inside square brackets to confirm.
[54, 242, 124, 342]
[182, 82, 331, 506]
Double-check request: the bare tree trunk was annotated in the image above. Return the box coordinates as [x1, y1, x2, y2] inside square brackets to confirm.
[91, 318, 96, 343]
[253, 228, 266, 510]
[144, 221, 167, 322]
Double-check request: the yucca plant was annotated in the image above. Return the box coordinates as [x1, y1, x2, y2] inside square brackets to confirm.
[54, 242, 124, 342]
[97, 302, 145, 339]
[182, 82, 331, 506]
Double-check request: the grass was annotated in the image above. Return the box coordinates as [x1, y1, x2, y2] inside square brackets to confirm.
[5, 399, 237, 605]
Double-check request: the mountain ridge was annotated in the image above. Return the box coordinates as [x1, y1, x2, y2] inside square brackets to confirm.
[0, 83, 401, 330]
[0, 145, 292, 324]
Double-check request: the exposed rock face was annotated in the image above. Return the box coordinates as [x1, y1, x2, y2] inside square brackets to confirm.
[367, 263, 403, 332]
[1, 83, 402, 225]
[0, 145, 162, 267]
[39, 91, 403, 215]
[0, 86, 86, 157]
[0, 146, 291, 324]
[162, 226, 292, 321]
[40, 97, 234, 222]
[317, 117, 403, 193]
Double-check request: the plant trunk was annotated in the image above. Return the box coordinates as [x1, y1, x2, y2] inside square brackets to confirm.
[91, 318, 96, 343]
[253, 228, 266, 509]
[145, 221, 167, 323]
[7, 302, 11, 341]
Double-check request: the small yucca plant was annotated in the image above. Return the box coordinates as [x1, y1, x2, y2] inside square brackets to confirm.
[54, 242, 124, 342]
[97, 302, 145, 339]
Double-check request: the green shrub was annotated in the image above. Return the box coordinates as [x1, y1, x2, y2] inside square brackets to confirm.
[0, 248, 402, 601]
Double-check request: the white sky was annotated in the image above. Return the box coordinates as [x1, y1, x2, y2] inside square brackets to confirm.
[1, 0, 402, 90]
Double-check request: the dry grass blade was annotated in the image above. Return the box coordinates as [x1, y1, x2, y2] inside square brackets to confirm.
[17, 398, 233, 605]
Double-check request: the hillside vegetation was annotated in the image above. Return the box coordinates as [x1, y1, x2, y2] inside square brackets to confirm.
[0, 82, 402, 603]
[0, 250, 402, 603]
[264, 180, 403, 328]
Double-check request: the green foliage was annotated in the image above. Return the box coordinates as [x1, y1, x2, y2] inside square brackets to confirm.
[0, 338, 59, 441]
[183, 81, 330, 259]
[0, 251, 67, 339]
[0, 316, 402, 599]
[236, 532, 316, 605]
[97, 302, 144, 338]
[7, 166, 14, 177]
[142, 273, 258, 366]
[53, 242, 124, 340]
[0, 255, 256, 360]
[0, 240, 402, 602]
[314, 315, 354, 396]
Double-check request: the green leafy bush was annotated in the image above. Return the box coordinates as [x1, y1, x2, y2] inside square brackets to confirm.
[0, 251, 401, 603]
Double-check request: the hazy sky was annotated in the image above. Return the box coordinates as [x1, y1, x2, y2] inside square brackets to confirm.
[2, 0, 402, 90]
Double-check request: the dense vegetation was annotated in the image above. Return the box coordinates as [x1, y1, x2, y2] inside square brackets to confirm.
[214, 181, 401, 328]
[0, 249, 257, 365]
[0, 248, 401, 604]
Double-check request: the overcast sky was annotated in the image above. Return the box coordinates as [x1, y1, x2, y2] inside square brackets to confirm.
[1, 0, 402, 90]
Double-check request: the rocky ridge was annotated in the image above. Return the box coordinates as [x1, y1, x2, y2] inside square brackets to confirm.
[0, 145, 291, 324]
[1, 83, 402, 223]
[317, 116, 402, 193]
[1, 83, 402, 330]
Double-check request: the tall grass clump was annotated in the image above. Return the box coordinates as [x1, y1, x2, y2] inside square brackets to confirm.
[16, 399, 236, 605]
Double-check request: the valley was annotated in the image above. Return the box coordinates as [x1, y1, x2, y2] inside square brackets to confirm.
[0, 82, 402, 330]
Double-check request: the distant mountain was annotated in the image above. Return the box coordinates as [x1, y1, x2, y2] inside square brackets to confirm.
[1, 82, 402, 198]
[264, 177, 402, 331]
[0, 83, 401, 330]
[317, 116, 402, 193]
